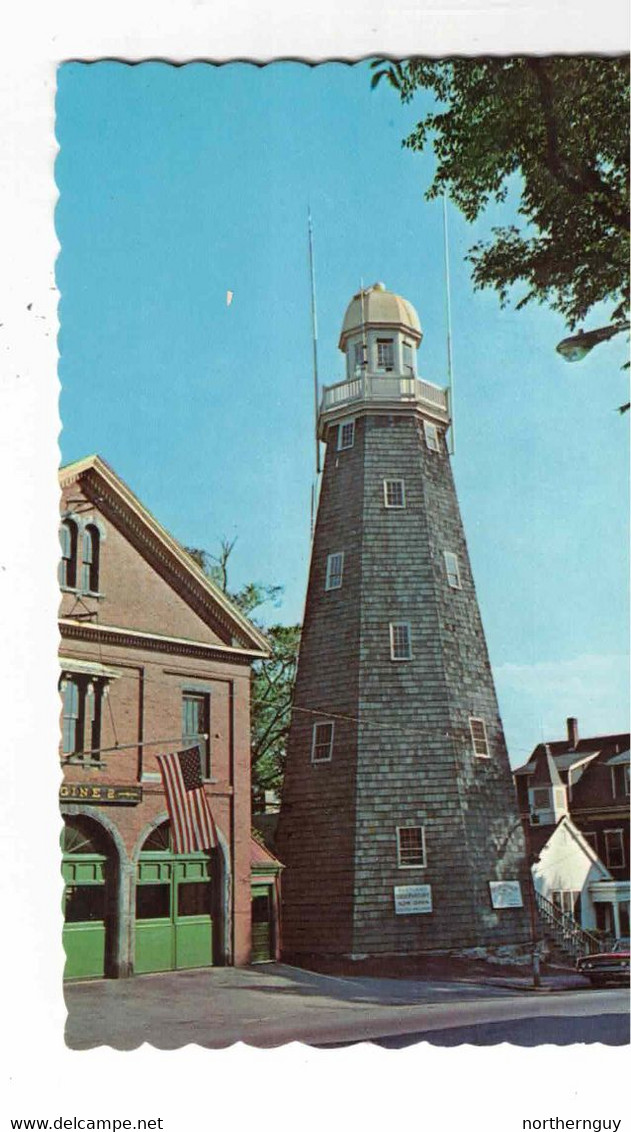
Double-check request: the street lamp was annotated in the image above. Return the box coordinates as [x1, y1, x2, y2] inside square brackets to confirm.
[556, 320, 630, 362]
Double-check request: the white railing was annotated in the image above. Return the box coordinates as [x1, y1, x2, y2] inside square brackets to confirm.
[320, 374, 448, 415]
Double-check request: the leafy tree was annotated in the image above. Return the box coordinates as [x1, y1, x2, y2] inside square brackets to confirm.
[371, 57, 629, 331]
[185, 541, 299, 804]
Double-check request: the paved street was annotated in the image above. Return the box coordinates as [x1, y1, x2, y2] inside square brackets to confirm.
[64, 962, 630, 1049]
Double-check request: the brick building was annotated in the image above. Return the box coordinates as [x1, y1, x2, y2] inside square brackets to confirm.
[275, 283, 531, 961]
[514, 717, 630, 940]
[59, 455, 272, 978]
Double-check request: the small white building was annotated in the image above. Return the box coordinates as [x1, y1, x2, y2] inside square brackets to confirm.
[532, 815, 614, 933]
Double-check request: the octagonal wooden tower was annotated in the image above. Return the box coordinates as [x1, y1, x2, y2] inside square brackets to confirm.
[275, 283, 531, 961]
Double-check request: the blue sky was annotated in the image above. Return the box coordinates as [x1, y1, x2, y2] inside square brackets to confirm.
[56, 60, 629, 766]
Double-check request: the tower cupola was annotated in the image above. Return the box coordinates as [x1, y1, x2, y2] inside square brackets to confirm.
[340, 282, 423, 379]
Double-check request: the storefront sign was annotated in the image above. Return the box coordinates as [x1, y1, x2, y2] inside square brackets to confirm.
[489, 880, 523, 909]
[394, 884, 433, 915]
[60, 784, 143, 805]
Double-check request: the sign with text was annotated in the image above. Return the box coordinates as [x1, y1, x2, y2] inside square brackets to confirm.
[489, 880, 524, 909]
[394, 884, 433, 915]
[60, 784, 143, 805]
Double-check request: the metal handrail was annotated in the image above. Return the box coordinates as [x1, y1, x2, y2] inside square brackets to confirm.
[535, 890, 604, 958]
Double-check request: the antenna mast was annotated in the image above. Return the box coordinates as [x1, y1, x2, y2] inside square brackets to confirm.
[442, 195, 456, 455]
[308, 208, 321, 476]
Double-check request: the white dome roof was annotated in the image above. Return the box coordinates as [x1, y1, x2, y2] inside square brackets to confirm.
[339, 283, 422, 349]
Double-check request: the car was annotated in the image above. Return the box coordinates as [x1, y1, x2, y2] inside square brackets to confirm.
[576, 938, 630, 987]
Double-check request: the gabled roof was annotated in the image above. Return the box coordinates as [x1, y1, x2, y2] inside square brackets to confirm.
[536, 815, 613, 881]
[59, 454, 270, 658]
[515, 731, 630, 778]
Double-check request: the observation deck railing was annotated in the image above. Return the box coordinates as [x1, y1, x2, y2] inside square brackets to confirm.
[319, 373, 449, 419]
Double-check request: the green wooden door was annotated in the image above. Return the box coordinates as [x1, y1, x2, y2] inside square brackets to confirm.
[62, 822, 109, 980]
[135, 824, 213, 974]
[251, 885, 273, 962]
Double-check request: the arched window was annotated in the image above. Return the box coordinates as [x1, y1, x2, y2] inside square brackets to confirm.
[59, 519, 78, 589]
[81, 524, 100, 593]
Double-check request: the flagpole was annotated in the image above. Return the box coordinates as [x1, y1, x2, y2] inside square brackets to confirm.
[308, 208, 321, 476]
[442, 194, 456, 455]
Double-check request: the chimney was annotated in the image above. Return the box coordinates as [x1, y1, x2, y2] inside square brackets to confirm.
[567, 717, 579, 749]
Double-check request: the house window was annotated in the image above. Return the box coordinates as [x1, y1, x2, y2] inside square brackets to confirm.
[470, 717, 490, 758]
[325, 552, 344, 591]
[390, 622, 412, 661]
[182, 692, 211, 779]
[81, 524, 100, 593]
[383, 479, 406, 509]
[531, 787, 551, 810]
[604, 829, 625, 869]
[376, 338, 394, 371]
[424, 421, 439, 452]
[311, 721, 334, 763]
[611, 763, 630, 798]
[444, 551, 461, 589]
[60, 675, 104, 760]
[338, 419, 355, 451]
[60, 519, 79, 589]
[396, 826, 426, 868]
[583, 831, 598, 855]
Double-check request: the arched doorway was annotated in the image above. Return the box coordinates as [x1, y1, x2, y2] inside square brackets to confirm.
[135, 821, 215, 973]
[62, 816, 118, 979]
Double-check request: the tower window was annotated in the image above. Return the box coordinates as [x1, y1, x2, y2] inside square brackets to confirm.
[60, 519, 79, 589]
[325, 552, 344, 591]
[396, 826, 426, 868]
[353, 341, 367, 372]
[81, 524, 101, 593]
[402, 342, 415, 375]
[470, 717, 490, 758]
[376, 338, 394, 371]
[338, 419, 355, 450]
[60, 675, 105, 761]
[390, 622, 412, 661]
[182, 692, 211, 779]
[383, 479, 406, 509]
[424, 421, 440, 452]
[604, 829, 625, 869]
[444, 551, 461, 589]
[311, 721, 334, 763]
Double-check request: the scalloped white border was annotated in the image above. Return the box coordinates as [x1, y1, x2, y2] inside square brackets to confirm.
[1, 2, 629, 1126]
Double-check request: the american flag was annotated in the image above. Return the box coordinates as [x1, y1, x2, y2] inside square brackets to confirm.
[156, 747, 218, 854]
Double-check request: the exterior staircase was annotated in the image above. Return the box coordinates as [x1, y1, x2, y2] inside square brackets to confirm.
[535, 891, 604, 962]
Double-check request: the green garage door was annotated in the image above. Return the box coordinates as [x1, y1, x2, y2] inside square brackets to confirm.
[135, 822, 213, 974]
[62, 820, 110, 980]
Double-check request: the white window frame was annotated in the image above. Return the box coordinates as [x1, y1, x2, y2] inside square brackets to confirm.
[604, 828, 625, 868]
[531, 786, 551, 810]
[383, 478, 406, 509]
[389, 622, 412, 661]
[376, 338, 394, 371]
[311, 721, 335, 763]
[444, 551, 462, 589]
[338, 419, 355, 451]
[325, 551, 344, 591]
[470, 717, 490, 758]
[423, 420, 440, 452]
[396, 825, 427, 869]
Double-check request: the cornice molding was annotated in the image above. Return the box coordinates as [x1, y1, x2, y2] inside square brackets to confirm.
[59, 618, 264, 664]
